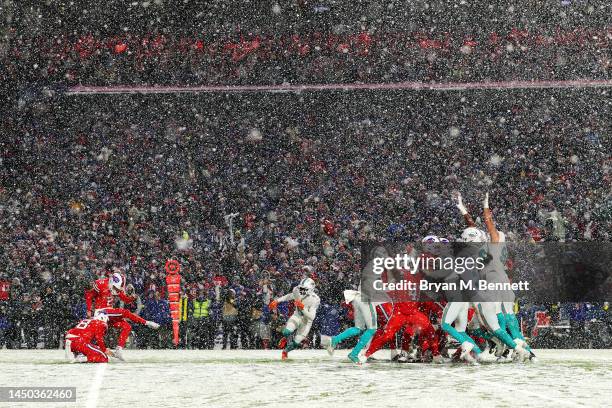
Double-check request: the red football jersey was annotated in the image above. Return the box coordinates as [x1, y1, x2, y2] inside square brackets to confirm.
[394, 301, 419, 315]
[65, 319, 108, 352]
[85, 277, 134, 313]
[376, 303, 393, 327]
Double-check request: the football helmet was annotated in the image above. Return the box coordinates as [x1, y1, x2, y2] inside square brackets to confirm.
[94, 311, 109, 324]
[421, 235, 441, 256]
[460, 227, 487, 243]
[298, 277, 316, 296]
[110, 272, 124, 291]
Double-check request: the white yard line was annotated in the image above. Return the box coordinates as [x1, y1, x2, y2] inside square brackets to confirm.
[85, 363, 107, 408]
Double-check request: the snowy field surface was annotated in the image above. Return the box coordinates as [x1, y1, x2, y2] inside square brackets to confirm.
[1, 349, 611, 408]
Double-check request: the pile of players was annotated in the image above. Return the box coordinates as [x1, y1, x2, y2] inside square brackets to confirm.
[272, 192, 536, 365]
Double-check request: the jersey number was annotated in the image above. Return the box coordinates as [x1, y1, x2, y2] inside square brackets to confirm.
[76, 319, 92, 329]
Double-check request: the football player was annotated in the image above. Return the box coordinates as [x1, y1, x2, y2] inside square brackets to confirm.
[326, 288, 377, 365]
[456, 193, 532, 362]
[269, 277, 320, 360]
[65, 312, 113, 363]
[85, 272, 159, 360]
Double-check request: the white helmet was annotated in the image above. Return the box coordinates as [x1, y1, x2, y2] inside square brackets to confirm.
[110, 273, 124, 291]
[421, 235, 441, 256]
[94, 311, 109, 324]
[298, 277, 316, 295]
[460, 227, 487, 243]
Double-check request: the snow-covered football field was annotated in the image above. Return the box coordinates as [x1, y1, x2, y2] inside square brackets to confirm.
[1, 349, 610, 408]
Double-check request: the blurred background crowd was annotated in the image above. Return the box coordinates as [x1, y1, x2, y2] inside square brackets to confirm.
[0, 1, 610, 350]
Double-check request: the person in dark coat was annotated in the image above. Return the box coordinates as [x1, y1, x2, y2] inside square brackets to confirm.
[142, 291, 172, 348]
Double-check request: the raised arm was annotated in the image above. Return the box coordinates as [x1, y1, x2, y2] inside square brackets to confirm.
[455, 192, 476, 227]
[482, 192, 500, 243]
[274, 292, 295, 303]
[268, 291, 295, 310]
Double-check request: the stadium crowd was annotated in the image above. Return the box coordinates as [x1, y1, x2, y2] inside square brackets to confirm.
[5, 26, 610, 87]
[0, 1, 610, 350]
[2, 1, 610, 89]
[1, 88, 610, 350]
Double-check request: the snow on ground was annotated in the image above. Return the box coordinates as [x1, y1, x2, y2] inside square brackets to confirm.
[1, 349, 610, 408]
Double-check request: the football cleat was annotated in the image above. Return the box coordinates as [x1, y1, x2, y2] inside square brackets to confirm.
[348, 353, 362, 365]
[74, 354, 88, 363]
[460, 342, 480, 365]
[512, 344, 530, 362]
[281, 351, 288, 360]
[491, 336, 507, 358]
[278, 338, 287, 349]
[113, 347, 126, 361]
[396, 351, 410, 363]
[326, 337, 336, 356]
[432, 354, 449, 364]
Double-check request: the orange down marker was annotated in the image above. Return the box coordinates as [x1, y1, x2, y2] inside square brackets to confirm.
[165, 259, 181, 347]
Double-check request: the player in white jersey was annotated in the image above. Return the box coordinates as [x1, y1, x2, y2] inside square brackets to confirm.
[440, 225, 487, 364]
[480, 193, 535, 360]
[269, 277, 320, 360]
[456, 192, 531, 362]
[326, 288, 377, 365]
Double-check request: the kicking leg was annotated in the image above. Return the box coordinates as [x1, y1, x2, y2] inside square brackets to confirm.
[279, 314, 300, 359]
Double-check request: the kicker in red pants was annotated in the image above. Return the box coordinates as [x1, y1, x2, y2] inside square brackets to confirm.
[97, 308, 146, 348]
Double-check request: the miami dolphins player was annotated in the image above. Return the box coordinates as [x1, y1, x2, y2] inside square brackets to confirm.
[325, 244, 395, 364]
[456, 192, 533, 362]
[480, 193, 535, 361]
[269, 277, 320, 360]
[326, 287, 378, 365]
[440, 226, 488, 364]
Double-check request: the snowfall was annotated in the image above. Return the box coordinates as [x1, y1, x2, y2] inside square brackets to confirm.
[1, 349, 611, 408]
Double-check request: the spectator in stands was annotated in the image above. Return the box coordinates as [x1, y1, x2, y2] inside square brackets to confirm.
[0, 275, 10, 302]
[221, 289, 239, 349]
[41, 286, 60, 348]
[178, 288, 190, 349]
[191, 289, 213, 349]
[0, 304, 9, 349]
[142, 291, 172, 349]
